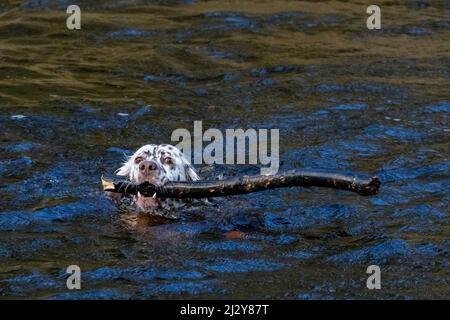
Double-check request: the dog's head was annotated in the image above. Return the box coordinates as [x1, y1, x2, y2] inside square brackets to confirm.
[116, 144, 199, 185]
[115, 144, 199, 210]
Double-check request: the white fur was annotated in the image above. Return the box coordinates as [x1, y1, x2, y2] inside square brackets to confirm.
[114, 144, 199, 211]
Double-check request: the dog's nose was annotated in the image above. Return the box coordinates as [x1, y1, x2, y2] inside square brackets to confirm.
[139, 160, 158, 172]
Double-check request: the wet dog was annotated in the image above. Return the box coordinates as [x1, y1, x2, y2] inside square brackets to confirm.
[109, 144, 199, 213]
[108, 144, 260, 235]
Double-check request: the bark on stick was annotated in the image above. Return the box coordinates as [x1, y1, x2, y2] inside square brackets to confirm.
[102, 169, 380, 198]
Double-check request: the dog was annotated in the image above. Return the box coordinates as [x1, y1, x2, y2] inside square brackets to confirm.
[108, 144, 256, 236]
[110, 144, 199, 213]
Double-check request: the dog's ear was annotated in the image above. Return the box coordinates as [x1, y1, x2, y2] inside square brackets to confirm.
[178, 153, 199, 182]
[168, 144, 199, 182]
[184, 163, 200, 182]
[115, 158, 132, 177]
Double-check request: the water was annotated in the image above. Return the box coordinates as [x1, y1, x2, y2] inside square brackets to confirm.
[0, 0, 449, 299]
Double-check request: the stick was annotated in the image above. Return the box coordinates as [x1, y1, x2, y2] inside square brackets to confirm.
[102, 169, 380, 198]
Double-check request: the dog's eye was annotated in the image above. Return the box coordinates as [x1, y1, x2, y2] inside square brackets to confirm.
[134, 156, 144, 164]
[163, 157, 174, 165]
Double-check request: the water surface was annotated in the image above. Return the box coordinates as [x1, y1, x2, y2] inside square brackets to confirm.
[0, 0, 449, 299]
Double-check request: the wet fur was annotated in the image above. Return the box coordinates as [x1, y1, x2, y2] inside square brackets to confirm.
[112, 144, 199, 213]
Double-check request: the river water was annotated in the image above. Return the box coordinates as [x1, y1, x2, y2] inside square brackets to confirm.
[0, 0, 449, 299]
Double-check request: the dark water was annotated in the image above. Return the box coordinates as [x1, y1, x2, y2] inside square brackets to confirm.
[0, 0, 449, 299]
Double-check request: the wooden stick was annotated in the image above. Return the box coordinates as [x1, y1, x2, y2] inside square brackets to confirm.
[102, 169, 380, 198]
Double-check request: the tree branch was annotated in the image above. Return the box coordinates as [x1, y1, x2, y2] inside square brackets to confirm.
[102, 169, 380, 198]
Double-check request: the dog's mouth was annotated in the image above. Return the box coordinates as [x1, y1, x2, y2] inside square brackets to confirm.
[135, 177, 168, 210]
[136, 192, 166, 209]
